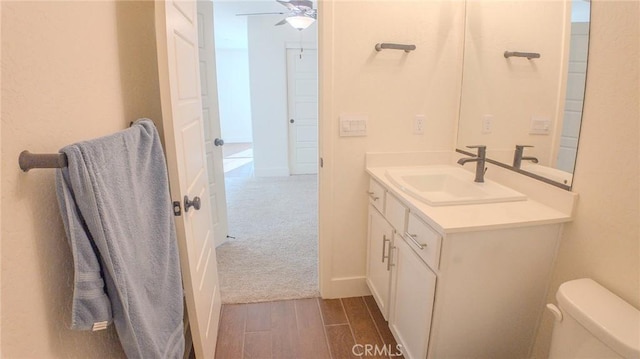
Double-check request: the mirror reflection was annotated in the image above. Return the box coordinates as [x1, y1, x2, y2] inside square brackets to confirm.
[457, 0, 590, 188]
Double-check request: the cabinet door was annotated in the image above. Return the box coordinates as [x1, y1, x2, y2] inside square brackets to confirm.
[390, 234, 437, 359]
[366, 205, 393, 319]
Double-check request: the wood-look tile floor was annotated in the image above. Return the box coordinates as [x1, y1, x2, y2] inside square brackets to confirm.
[215, 296, 404, 359]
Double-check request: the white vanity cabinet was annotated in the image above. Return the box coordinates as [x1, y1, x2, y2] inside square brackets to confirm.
[366, 203, 394, 319]
[366, 182, 438, 357]
[365, 178, 564, 359]
[389, 232, 436, 359]
[426, 225, 560, 359]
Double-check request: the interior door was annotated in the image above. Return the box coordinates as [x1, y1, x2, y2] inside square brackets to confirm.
[155, 1, 222, 357]
[287, 48, 318, 175]
[197, 0, 228, 247]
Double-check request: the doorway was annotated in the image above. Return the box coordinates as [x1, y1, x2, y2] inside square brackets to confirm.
[204, 0, 319, 304]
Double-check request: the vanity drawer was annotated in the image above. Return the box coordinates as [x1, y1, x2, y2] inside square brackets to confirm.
[368, 179, 385, 213]
[404, 213, 442, 270]
[384, 192, 408, 233]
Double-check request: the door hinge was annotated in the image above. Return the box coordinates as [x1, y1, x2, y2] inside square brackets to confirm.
[320, 157, 324, 168]
[173, 201, 182, 216]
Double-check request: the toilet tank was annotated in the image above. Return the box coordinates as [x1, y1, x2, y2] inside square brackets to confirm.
[548, 278, 640, 359]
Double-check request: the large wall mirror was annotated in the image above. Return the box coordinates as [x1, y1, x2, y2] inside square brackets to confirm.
[456, 0, 590, 190]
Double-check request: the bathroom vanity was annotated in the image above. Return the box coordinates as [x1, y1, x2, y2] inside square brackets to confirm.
[365, 154, 577, 359]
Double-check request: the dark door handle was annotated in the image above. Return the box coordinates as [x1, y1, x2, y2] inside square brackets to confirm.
[214, 138, 224, 146]
[184, 195, 201, 212]
[290, 119, 295, 123]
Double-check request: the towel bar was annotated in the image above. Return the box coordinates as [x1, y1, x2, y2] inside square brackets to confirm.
[375, 43, 416, 53]
[504, 51, 541, 60]
[19, 122, 136, 172]
[19, 151, 68, 172]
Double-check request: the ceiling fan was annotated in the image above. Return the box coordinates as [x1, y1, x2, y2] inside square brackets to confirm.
[236, 0, 317, 30]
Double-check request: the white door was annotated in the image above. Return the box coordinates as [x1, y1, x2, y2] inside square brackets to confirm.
[366, 205, 394, 320]
[389, 235, 437, 359]
[198, 0, 228, 247]
[287, 48, 318, 175]
[155, 1, 221, 358]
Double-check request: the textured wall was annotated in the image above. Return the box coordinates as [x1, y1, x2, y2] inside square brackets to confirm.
[318, 0, 465, 296]
[1, 1, 160, 357]
[531, 1, 640, 357]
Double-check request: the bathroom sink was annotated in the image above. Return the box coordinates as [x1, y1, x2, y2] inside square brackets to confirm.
[385, 166, 527, 206]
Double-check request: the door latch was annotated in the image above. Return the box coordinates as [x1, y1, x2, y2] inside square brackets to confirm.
[173, 201, 182, 216]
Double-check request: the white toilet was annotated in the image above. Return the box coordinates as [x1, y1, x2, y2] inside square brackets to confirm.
[547, 278, 640, 359]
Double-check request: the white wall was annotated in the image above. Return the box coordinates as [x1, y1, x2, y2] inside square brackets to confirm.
[215, 48, 254, 143]
[531, 1, 640, 357]
[247, 15, 318, 177]
[319, 0, 465, 297]
[1, 2, 160, 357]
[0, 3, 3, 352]
[458, 0, 569, 166]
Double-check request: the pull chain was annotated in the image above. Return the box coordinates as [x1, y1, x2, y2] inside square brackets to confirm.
[299, 32, 304, 59]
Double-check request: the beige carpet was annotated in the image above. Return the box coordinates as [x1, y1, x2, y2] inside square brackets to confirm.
[217, 172, 319, 303]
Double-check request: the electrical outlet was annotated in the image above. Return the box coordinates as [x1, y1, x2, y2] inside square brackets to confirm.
[414, 115, 426, 135]
[482, 115, 493, 134]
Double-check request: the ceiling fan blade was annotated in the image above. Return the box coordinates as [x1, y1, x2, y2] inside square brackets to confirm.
[274, 18, 288, 26]
[276, 0, 296, 10]
[291, 0, 313, 9]
[236, 12, 285, 16]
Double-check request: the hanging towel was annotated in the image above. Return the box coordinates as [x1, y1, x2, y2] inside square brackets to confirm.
[55, 119, 184, 359]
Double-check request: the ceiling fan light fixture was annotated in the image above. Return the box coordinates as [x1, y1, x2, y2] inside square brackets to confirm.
[285, 15, 315, 30]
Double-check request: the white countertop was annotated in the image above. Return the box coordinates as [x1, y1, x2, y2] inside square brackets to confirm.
[367, 166, 573, 235]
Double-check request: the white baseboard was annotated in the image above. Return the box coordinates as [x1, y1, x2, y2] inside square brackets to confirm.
[253, 167, 290, 177]
[323, 276, 371, 299]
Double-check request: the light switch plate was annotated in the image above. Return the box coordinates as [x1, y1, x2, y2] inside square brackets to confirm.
[339, 114, 368, 137]
[530, 116, 551, 135]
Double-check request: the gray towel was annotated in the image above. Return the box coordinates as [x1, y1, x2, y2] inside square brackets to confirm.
[56, 119, 184, 359]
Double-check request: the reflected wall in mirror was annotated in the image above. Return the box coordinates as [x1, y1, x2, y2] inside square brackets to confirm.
[457, 0, 590, 188]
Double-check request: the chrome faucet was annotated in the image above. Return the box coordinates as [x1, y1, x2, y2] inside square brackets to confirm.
[513, 145, 539, 169]
[457, 145, 487, 183]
